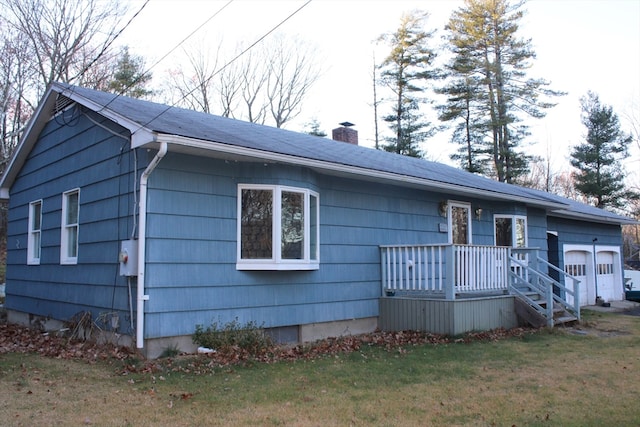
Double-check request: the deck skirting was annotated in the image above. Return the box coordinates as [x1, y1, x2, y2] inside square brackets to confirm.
[378, 295, 519, 336]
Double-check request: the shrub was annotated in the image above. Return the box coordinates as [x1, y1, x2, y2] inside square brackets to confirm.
[193, 318, 273, 355]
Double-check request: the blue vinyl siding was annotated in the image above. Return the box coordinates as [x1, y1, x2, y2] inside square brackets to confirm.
[5, 109, 144, 333]
[140, 153, 541, 339]
[547, 216, 623, 271]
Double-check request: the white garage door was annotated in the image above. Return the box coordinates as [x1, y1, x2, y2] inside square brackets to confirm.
[596, 251, 617, 302]
[564, 250, 590, 306]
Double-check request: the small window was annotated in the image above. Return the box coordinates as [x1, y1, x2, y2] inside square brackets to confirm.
[494, 215, 527, 247]
[28, 200, 42, 265]
[238, 184, 319, 270]
[61, 189, 80, 264]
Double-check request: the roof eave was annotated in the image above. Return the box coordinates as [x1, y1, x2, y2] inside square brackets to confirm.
[0, 86, 59, 200]
[152, 134, 568, 209]
[550, 209, 638, 226]
[51, 83, 155, 144]
[0, 83, 156, 200]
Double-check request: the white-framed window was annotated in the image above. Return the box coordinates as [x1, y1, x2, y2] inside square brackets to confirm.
[28, 200, 43, 265]
[237, 184, 319, 270]
[494, 215, 527, 247]
[60, 189, 80, 265]
[448, 201, 471, 245]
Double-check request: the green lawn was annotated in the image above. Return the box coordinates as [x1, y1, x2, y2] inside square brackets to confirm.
[1, 310, 639, 426]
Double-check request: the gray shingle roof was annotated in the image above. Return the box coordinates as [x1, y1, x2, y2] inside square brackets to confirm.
[37, 83, 640, 225]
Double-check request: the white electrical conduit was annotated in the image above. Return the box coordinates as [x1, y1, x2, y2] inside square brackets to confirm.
[136, 142, 168, 349]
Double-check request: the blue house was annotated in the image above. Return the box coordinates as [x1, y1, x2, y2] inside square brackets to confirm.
[1, 83, 635, 358]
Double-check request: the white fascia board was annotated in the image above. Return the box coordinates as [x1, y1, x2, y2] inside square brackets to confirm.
[550, 209, 638, 226]
[152, 134, 568, 209]
[52, 83, 155, 143]
[0, 86, 60, 199]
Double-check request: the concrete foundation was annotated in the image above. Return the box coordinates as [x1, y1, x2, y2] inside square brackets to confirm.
[6, 309, 379, 359]
[299, 317, 378, 342]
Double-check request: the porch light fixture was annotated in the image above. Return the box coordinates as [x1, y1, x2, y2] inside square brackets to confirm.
[475, 207, 483, 220]
[439, 201, 448, 217]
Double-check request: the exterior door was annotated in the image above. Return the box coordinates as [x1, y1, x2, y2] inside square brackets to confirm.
[596, 251, 616, 302]
[449, 202, 471, 245]
[564, 250, 590, 306]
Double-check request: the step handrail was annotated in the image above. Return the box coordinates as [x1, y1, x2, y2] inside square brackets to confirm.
[508, 254, 580, 323]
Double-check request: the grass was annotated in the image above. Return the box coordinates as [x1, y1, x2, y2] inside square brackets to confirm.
[1, 310, 640, 426]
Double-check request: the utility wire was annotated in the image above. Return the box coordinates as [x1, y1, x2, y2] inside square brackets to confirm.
[96, 0, 235, 112]
[134, 0, 313, 131]
[70, 0, 151, 83]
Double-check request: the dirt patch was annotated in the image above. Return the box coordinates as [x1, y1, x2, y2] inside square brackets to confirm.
[623, 306, 640, 317]
[568, 326, 631, 338]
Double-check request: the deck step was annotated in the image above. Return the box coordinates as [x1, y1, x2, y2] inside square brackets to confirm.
[554, 315, 578, 325]
[514, 295, 579, 328]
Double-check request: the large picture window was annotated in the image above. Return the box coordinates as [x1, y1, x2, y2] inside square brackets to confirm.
[61, 189, 80, 264]
[494, 215, 527, 247]
[28, 200, 42, 265]
[238, 184, 319, 270]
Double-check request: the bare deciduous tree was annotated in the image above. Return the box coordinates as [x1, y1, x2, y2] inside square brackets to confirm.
[1, 0, 126, 89]
[164, 34, 321, 128]
[0, 26, 35, 169]
[265, 35, 320, 128]
[240, 50, 269, 124]
[164, 39, 222, 114]
[0, 0, 129, 169]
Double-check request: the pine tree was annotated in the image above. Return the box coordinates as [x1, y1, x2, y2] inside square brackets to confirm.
[304, 118, 327, 137]
[107, 47, 152, 99]
[377, 11, 439, 158]
[441, 0, 564, 183]
[571, 91, 636, 210]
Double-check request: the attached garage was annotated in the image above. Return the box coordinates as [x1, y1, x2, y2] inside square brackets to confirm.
[563, 245, 624, 306]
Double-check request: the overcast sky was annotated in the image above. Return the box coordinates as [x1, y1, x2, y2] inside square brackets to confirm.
[121, 0, 640, 181]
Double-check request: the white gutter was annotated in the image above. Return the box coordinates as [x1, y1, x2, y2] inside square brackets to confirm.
[136, 141, 168, 349]
[153, 134, 568, 211]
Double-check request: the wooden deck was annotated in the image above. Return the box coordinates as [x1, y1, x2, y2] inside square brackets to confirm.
[379, 244, 581, 334]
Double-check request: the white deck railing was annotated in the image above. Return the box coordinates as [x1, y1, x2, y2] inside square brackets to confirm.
[380, 244, 510, 299]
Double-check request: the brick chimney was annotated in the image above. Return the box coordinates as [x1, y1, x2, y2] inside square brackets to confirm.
[332, 121, 358, 145]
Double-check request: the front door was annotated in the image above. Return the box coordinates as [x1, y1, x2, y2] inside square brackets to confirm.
[449, 202, 471, 245]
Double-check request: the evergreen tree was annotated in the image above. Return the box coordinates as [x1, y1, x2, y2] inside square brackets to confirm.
[377, 11, 439, 158]
[304, 118, 327, 137]
[570, 91, 636, 210]
[442, 0, 564, 183]
[107, 46, 152, 99]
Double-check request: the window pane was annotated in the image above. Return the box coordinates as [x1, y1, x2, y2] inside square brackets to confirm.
[281, 191, 304, 260]
[32, 202, 42, 230]
[309, 194, 318, 261]
[33, 232, 41, 259]
[451, 206, 469, 244]
[66, 192, 79, 224]
[495, 218, 512, 246]
[67, 226, 78, 258]
[515, 218, 526, 248]
[241, 189, 273, 259]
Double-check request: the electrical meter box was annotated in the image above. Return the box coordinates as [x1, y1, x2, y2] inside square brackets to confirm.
[119, 239, 138, 277]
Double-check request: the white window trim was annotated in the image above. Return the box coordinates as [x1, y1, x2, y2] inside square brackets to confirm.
[447, 201, 472, 245]
[493, 214, 528, 247]
[60, 188, 80, 265]
[28, 200, 43, 265]
[236, 184, 319, 271]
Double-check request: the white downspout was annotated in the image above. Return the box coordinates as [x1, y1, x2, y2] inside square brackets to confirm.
[136, 142, 168, 349]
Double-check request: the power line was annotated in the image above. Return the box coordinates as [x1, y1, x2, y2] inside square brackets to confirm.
[97, 0, 236, 111]
[70, 0, 151, 83]
[132, 0, 313, 131]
